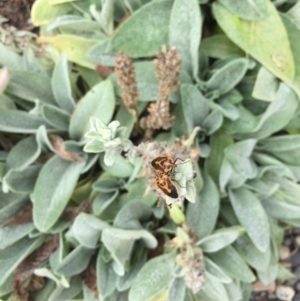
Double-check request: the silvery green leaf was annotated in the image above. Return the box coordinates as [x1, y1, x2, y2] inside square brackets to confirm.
[104, 147, 121, 166]
[196, 272, 230, 301]
[104, 138, 122, 148]
[100, 153, 134, 178]
[186, 171, 220, 238]
[97, 248, 118, 298]
[84, 140, 106, 153]
[224, 281, 243, 301]
[106, 1, 172, 57]
[257, 240, 278, 285]
[223, 105, 258, 134]
[83, 283, 99, 301]
[72, 213, 110, 248]
[108, 120, 121, 136]
[236, 83, 299, 140]
[209, 246, 256, 283]
[49, 276, 82, 301]
[262, 196, 300, 221]
[69, 80, 115, 140]
[206, 58, 249, 95]
[51, 53, 75, 113]
[6, 70, 56, 105]
[34, 268, 62, 287]
[129, 254, 175, 301]
[0, 274, 13, 297]
[93, 176, 122, 193]
[114, 201, 152, 230]
[218, 0, 266, 20]
[117, 248, 147, 292]
[101, 228, 157, 276]
[180, 84, 210, 133]
[0, 43, 23, 71]
[205, 129, 233, 186]
[93, 191, 119, 216]
[200, 34, 244, 59]
[203, 257, 232, 283]
[229, 187, 270, 252]
[202, 110, 223, 135]
[4, 165, 41, 193]
[33, 155, 85, 232]
[198, 226, 244, 253]
[167, 276, 186, 301]
[0, 110, 52, 133]
[0, 223, 35, 250]
[222, 203, 271, 271]
[0, 236, 45, 286]
[55, 245, 95, 276]
[252, 67, 279, 101]
[0, 191, 28, 225]
[41, 104, 70, 131]
[169, 0, 202, 78]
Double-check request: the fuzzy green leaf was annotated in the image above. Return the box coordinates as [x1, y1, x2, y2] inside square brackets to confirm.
[31, 0, 72, 26]
[101, 228, 157, 276]
[229, 187, 270, 252]
[72, 213, 110, 249]
[180, 84, 210, 133]
[99, 153, 134, 178]
[93, 191, 119, 216]
[169, 0, 202, 78]
[41, 104, 70, 131]
[0, 110, 51, 133]
[186, 172, 220, 238]
[252, 67, 279, 101]
[6, 71, 56, 104]
[206, 58, 248, 95]
[107, 1, 173, 57]
[0, 44, 23, 71]
[196, 272, 230, 301]
[262, 196, 300, 220]
[0, 191, 28, 225]
[213, 1, 295, 85]
[237, 83, 299, 140]
[167, 276, 186, 301]
[221, 204, 271, 271]
[0, 223, 35, 250]
[203, 257, 232, 284]
[198, 226, 244, 253]
[51, 53, 75, 113]
[48, 276, 82, 301]
[129, 254, 175, 301]
[0, 236, 45, 286]
[96, 249, 118, 298]
[4, 165, 41, 193]
[218, 0, 267, 20]
[200, 35, 244, 59]
[209, 246, 256, 282]
[33, 155, 85, 232]
[114, 201, 153, 230]
[55, 245, 95, 276]
[69, 80, 115, 140]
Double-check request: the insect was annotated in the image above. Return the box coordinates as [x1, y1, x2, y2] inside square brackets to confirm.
[155, 173, 178, 199]
[151, 154, 185, 176]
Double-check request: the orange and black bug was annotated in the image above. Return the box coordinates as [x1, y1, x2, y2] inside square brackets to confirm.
[151, 154, 185, 175]
[155, 173, 179, 199]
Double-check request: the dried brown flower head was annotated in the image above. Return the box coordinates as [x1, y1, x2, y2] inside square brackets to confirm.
[173, 223, 205, 294]
[114, 52, 139, 118]
[140, 46, 182, 133]
[154, 45, 182, 101]
[140, 101, 175, 131]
